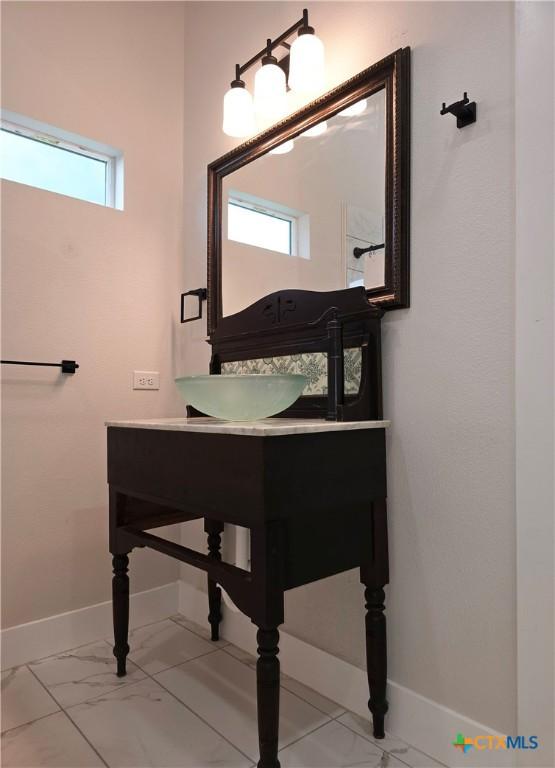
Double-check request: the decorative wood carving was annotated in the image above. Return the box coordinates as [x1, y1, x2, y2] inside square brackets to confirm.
[208, 287, 383, 421]
[262, 296, 297, 325]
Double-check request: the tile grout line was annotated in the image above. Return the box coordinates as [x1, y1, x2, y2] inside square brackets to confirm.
[168, 614, 230, 647]
[211, 628, 445, 768]
[152, 660, 332, 765]
[101, 615, 228, 676]
[336, 717, 447, 768]
[275, 718, 339, 757]
[26, 664, 109, 768]
[170, 623, 339, 718]
[165, 615, 349, 724]
[144, 647, 336, 764]
[334, 717, 409, 768]
[22, 665, 62, 712]
[109, 639, 223, 677]
[192, 645, 343, 756]
[278, 680, 346, 720]
[1, 613, 205, 675]
[30, 639, 151, 709]
[14, 614, 442, 768]
[57, 670, 254, 767]
[7, 637, 114, 670]
[144, 670, 256, 764]
[220, 644, 346, 720]
[60, 709, 110, 768]
[0, 708, 61, 737]
[5, 665, 402, 768]
[216, 640, 433, 768]
[20, 621, 243, 764]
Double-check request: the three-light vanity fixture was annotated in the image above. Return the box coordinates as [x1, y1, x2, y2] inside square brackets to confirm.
[222, 8, 325, 141]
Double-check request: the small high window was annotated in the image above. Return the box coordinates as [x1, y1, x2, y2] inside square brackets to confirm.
[0, 111, 123, 209]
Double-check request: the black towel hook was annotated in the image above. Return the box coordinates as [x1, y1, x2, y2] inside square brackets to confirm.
[440, 92, 477, 128]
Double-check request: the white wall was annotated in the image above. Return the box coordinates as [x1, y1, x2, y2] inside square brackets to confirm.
[1, 1, 186, 629]
[515, 3, 554, 763]
[222, 93, 385, 315]
[179, 1, 516, 734]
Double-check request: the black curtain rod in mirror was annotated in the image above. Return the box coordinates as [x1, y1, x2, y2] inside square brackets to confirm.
[353, 243, 385, 259]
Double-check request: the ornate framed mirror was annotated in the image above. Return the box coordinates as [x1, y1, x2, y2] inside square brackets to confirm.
[207, 47, 410, 336]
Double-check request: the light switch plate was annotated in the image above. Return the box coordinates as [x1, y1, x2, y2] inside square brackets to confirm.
[133, 371, 160, 390]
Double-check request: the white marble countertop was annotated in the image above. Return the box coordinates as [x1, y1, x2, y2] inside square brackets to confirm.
[105, 416, 390, 437]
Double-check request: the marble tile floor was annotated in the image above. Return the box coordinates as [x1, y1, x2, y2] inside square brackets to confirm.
[1, 614, 446, 768]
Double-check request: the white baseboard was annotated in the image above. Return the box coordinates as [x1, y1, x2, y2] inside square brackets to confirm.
[178, 581, 516, 768]
[1, 581, 178, 671]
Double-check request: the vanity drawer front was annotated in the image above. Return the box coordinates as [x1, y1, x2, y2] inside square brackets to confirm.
[108, 425, 386, 526]
[108, 427, 265, 524]
[263, 428, 387, 517]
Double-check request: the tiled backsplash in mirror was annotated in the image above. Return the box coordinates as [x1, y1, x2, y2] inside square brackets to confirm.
[221, 348, 362, 396]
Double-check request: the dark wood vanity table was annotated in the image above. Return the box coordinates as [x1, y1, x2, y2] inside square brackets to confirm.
[108, 44, 410, 768]
[108, 416, 389, 768]
[109, 289, 393, 768]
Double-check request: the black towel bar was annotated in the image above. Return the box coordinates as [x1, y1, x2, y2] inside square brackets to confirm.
[1, 360, 79, 374]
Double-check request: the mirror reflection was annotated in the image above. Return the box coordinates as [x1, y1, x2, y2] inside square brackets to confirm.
[222, 88, 386, 317]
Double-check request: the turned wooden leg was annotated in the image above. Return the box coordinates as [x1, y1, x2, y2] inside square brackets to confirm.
[256, 627, 281, 768]
[363, 585, 388, 738]
[361, 498, 389, 739]
[112, 553, 130, 677]
[205, 520, 224, 641]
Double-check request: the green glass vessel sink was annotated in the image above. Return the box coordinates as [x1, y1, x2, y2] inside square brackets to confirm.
[175, 374, 307, 422]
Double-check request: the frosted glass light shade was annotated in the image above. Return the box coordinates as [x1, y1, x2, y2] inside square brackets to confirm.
[270, 140, 294, 155]
[338, 98, 368, 117]
[289, 32, 325, 94]
[303, 120, 327, 138]
[223, 86, 255, 138]
[254, 62, 286, 126]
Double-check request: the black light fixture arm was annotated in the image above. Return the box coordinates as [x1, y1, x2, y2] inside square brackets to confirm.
[234, 8, 310, 80]
[353, 243, 385, 259]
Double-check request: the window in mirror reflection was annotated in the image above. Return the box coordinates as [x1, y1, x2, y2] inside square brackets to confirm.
[228, 200, 292, 255]
[227, 192, 309, 259]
